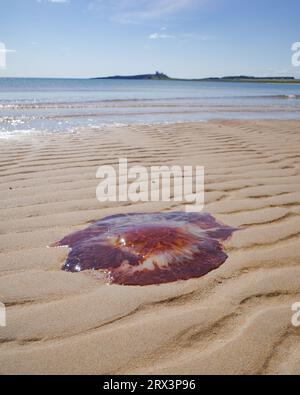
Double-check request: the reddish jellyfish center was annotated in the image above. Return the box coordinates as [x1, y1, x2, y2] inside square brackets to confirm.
[113, 225, 193, 255]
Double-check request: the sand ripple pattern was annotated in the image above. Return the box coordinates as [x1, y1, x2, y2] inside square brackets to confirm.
[0, 120, 300, 374]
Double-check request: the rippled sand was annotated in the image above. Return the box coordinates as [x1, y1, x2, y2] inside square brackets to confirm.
[0, 120, 300, 374]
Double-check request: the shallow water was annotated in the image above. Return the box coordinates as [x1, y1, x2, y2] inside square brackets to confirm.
[0, 78, 300, 136]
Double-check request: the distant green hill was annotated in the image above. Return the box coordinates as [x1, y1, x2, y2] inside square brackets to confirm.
[93, 72, 170, 80]
[200, 76, 299, 83]
[92, 73, 300, 84]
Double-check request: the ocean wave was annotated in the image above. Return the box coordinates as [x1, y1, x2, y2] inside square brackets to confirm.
[0, 94, 299, 110]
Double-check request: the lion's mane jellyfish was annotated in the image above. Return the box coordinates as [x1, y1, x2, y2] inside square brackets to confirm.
[51, 212, 237, 286]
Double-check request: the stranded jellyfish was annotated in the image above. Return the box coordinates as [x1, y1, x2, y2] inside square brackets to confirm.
[51, 212, 237, 286]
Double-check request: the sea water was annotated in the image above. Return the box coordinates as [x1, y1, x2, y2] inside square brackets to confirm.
[0, 78, 300, 137]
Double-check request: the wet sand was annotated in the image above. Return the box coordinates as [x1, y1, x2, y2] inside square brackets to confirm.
[0, 120, 300, 374]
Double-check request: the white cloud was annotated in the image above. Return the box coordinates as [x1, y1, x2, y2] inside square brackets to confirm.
[119, 0, 195, 22]
[89, 0, 202, 23]
[37, 0, 70, 4]
[149, 31, 213, 41]
[149, 32, 175, 39]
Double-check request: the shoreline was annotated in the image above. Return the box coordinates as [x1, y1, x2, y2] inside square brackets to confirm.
[2, 117, 300, 139]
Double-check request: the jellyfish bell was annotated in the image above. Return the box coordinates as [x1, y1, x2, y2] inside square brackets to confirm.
[51, 212, 238, 286]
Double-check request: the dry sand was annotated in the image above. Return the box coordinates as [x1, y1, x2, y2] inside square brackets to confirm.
[0, 120, 300, 375]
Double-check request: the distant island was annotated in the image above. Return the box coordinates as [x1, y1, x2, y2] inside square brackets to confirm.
[93, 72, 170, 80]
[92, 71, 300, 84]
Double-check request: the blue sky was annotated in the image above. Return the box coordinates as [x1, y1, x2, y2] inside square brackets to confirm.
[0, 0, 300, 78]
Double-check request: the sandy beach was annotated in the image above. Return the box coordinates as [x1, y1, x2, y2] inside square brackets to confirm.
[0, 119, 300, 375]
